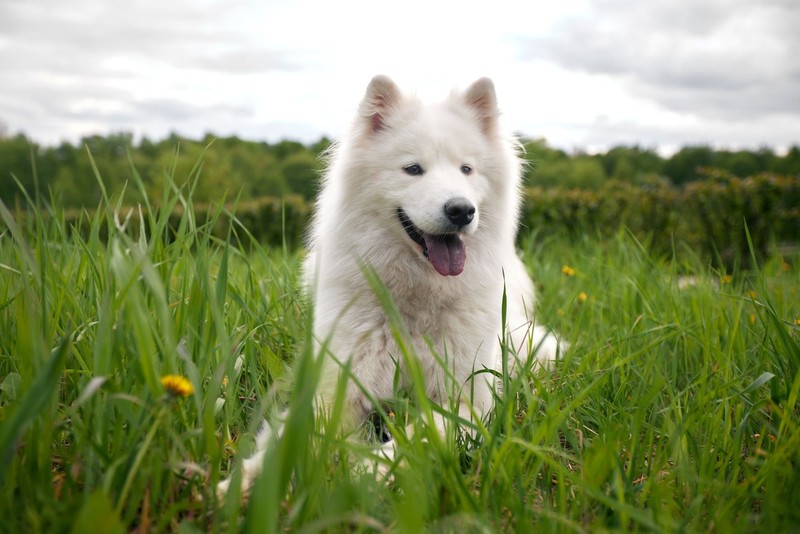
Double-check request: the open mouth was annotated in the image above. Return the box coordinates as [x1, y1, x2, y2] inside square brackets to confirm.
[397, 208, 466, 276]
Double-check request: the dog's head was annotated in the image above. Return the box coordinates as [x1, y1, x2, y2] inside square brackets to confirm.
[341, 76, 520, 277]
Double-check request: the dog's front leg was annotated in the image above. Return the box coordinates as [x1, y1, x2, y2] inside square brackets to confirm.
[368, 374, 494, 476]
[216, 414, 284, 500]
[507, 321, 567, 371]
[217, 384, 376, 499]
[432, 371, 494, 439]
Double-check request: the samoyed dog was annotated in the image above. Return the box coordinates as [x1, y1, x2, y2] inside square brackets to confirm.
[218, 75, 565, 497]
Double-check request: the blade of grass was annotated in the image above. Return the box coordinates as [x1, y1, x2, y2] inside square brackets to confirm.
[0, 334, 71, 480]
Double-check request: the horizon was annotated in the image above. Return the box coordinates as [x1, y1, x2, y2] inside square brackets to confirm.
[1, 126, 798, 160]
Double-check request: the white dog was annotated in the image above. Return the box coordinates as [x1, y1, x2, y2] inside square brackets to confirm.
[218, 75, 564, 497]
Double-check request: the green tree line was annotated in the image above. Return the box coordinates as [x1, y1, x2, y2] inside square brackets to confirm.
[0, 133, 330, 208]
[523, 139, 800, 189]
[1, 132, 799, 208]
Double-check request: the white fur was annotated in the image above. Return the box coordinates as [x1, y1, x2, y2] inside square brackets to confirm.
[217, 76, 565, 499]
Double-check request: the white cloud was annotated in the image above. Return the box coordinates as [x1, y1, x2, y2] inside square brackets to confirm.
[0, 0, 798, 152]
[520, 0, 800, 120]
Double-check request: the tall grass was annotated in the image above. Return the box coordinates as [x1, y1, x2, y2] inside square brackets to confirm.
[0, 154, 798, 532]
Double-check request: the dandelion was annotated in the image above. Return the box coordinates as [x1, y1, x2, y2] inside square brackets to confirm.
[577, 291, 588, 303]
[562, 265, 576, 276]
[747, 290, 758, 299]
[720, 275, 733, 285]
[749, 313, 756, 325]
[794, 318, 800, 327]
[161, 374, 194, 397]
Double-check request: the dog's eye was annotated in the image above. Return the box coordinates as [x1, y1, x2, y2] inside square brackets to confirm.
[403, 164, 425, 176]
[460, 165, 473, 175]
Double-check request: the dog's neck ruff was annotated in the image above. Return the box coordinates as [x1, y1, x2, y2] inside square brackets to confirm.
[397, 208, 466, 276]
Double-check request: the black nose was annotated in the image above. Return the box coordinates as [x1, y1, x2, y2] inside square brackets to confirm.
[444, 197, 476, 228]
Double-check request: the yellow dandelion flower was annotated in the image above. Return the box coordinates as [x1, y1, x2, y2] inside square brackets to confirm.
[747, 290, 758, 299]
[562, 265, 576, 276]
[748, 313, 756, 325]
[795, 318, 800, 327]
[720, 275, 733, 285]
[577, 291, 588, 303]
[161, 375, 194, 397]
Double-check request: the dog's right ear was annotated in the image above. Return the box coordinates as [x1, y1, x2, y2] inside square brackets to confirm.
[358, 75, 401, 134]
[464, 77, 498, 136]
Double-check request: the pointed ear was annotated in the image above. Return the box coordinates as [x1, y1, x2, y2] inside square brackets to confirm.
[464, 77, 498, 135]
[358, 75, 401, 134]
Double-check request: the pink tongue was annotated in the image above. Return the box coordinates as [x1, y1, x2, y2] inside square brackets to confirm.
[424, 234, 466, 276]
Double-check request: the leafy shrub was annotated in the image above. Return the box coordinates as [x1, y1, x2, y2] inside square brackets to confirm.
[45, 173, 799, 264]
[523, 173, 800, 266]
[58, 194, 311, 251]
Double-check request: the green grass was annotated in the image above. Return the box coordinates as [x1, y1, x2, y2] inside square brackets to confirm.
[1, 159, 799, 532]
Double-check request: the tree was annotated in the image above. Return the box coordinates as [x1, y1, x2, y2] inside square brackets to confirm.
[773, 146, 800, 175]
[663, 146, 714, 184]
[723, 151, 760, 177]
[281, 151, 320, 199]
[0, 134, 37, 204]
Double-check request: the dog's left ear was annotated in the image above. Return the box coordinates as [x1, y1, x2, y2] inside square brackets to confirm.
[464, 78, 498, 135]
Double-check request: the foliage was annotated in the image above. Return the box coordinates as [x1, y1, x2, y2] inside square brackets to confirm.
[2, 133, 800, 209]
[1, 151, 799, 532]
[521, 138, 800, 189]
[0, 133, 328, 208]
[3, 134, 797, 270]
[45, 169, 799, 267]
[0, 156, 303, 531]
[523, 172, 800, 267]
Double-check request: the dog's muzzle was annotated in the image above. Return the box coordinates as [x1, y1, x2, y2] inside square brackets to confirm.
[397, 207, 467, 276]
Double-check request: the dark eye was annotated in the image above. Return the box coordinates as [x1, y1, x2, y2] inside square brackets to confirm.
[403, 164, 425, 176]
[460, 165, 473, 175]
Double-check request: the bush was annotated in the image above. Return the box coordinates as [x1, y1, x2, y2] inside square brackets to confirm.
[39, 173, 800, 265]
[57, 194, 311, 251]
[522, 173, 799, 266]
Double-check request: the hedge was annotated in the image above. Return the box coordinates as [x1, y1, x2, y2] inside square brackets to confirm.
[522, 172, 799, 265]
[173, 193, 309, 248]
[50, 194, 309, 250]
[18, 172, 800, 264]
[177, 171, 800, 264]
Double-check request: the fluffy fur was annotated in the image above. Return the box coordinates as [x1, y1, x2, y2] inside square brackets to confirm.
[218, 76, 565, 497]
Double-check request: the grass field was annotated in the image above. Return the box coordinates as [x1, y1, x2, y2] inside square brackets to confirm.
[1, 164, 799, 532]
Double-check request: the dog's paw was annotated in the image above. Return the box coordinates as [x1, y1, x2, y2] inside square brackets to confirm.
[215, 477, 233, 501]
[216, 473, 254, 502]
[506, 321, 568, 370]
[215, 448, 264, 502]
[359, 438, 399, 483]
[536, 334, 568, 363]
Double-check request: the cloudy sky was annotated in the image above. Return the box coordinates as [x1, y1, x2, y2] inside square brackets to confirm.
[1, 0, 798, 154]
